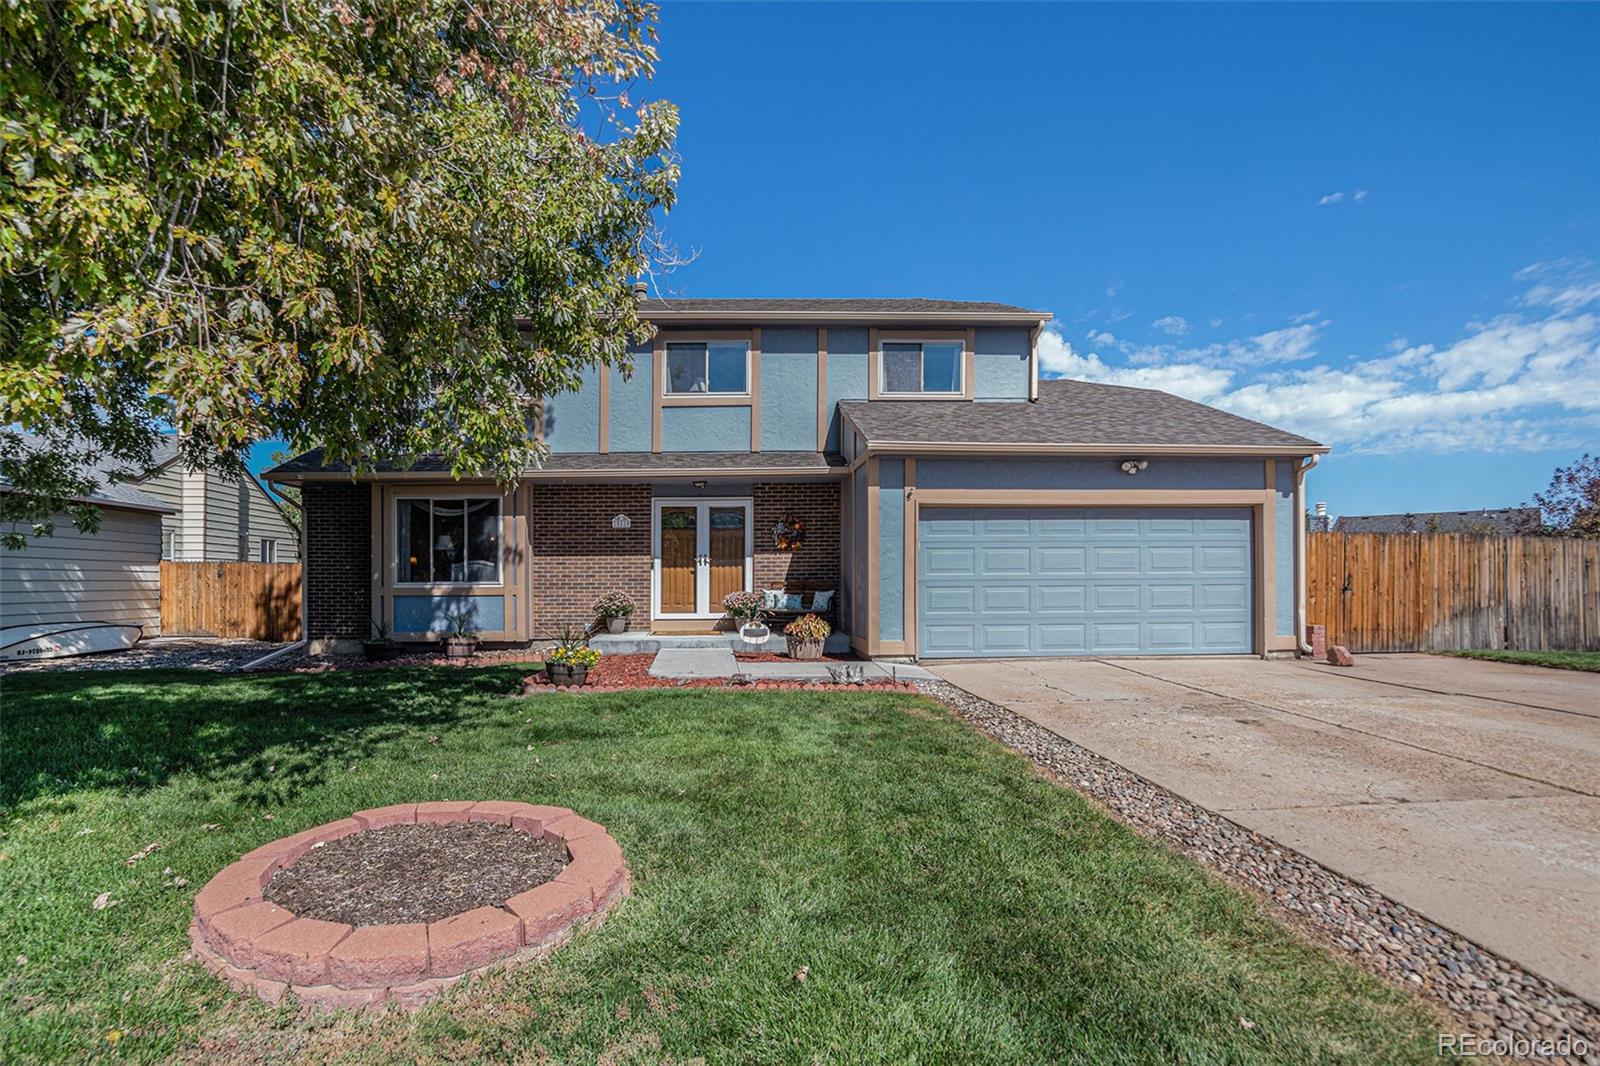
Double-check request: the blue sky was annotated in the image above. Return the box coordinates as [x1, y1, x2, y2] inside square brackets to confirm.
[259, 2, 1600, 517]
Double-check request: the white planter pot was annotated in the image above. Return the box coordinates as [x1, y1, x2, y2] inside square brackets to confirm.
[739, 622, 770, 645]
[606, 616, 627, 634]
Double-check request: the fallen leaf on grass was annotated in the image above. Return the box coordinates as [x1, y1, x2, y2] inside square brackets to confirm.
[125, 842, 161, 866]
[106, 1030, 123, 1045]
[201, 823, 221, 831]
[1239, 1017, 1255, 1030]
[794, 966, 809, 982]
[92, 892, 119, 911]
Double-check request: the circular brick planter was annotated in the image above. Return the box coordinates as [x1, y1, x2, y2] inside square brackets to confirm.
[188, 802, 629, 1010]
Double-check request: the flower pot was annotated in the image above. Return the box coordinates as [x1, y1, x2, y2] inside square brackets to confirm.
[546, 663, 588, 687]
[739, 621, 770, 645]
[787, 638, 823, 661]
[606, 616, 628, 635]
[444, 637, 478, 659]
[362, 640, 404, 663]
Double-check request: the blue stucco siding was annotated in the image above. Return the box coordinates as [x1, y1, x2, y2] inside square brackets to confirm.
[661, 405, 752, 452]
[1276, 463, 1296, 636]
[825, 328, 870, 454]
[608, 344, 654, 453]
[973, 328, 1030, 401]
[544, 364, 601, 454]
[915, 457, 1265, 491]
[393, 594, 505, 634]
[760, 328, 820, 451]
[878, 459, 905, 641]
[851, 466, 868, 637]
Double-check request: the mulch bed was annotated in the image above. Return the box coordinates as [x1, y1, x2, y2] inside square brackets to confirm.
[263, 822, 568, 925]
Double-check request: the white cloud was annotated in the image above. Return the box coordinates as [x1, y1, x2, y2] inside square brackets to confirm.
[1318, 189, 1368, 206]
[1105, 281, 1123, 298]
[1038, 266, 1600, 454]
[1353, 189, 1368, 204]
[1152, 315, 1190, 336]
[1289, 309, 1322, 325]
[1317, 192, 1345, 205]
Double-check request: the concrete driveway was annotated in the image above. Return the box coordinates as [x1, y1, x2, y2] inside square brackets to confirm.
[928, 653, 1600, 1005]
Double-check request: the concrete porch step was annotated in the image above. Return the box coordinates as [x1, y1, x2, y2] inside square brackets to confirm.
[590, 631, 853, 656]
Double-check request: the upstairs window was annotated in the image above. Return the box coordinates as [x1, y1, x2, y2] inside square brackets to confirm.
[396, 497, 501, 584]
[259, 538, 278, 563]
[666, 341, 749, 395]
[881, 341, 963, 395]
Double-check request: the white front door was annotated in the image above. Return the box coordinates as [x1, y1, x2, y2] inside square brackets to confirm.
[652, 498, 754, 619]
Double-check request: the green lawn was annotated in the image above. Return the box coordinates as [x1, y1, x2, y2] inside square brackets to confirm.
[0, 666, 1442, 1063]
[1434, 648, 1600, 672]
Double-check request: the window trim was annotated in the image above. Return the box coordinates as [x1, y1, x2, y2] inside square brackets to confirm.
[870, 329, 974, 401]
[393, 495, 504, 588]
[661, 339, 752, 399]
[259, 538, 277, 563]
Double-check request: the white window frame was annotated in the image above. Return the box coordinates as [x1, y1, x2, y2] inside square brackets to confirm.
[394, 495, 504, 588]
[259, 538, 277, 563]
[162, 528, 176, 560]
[662, 340, 752, 397]
[878, 338, 966, 397]
[650, 496, 754, 619]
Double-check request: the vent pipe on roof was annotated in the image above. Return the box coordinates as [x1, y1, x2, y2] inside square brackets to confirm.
[632, 280, 649, 301]
[1315, 501, 1327, 518]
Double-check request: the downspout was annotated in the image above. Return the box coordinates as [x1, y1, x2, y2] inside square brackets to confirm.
[1294, 453, 1321, 655]
[1028, 324, 1042, 402]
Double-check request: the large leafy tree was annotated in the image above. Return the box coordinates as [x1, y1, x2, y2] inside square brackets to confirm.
[1525, 453, 1600, 538]
[1, 0, 677, 546]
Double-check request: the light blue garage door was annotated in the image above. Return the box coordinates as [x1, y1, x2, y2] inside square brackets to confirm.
[917, 507, 1253, 658]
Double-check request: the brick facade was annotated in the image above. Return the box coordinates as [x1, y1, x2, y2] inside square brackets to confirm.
[303, 482, 371, 645]
[530, 483, 653, 635]
[754, 482, 841, 594]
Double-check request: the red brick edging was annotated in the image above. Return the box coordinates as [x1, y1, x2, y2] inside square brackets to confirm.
[188, 802, 629, 1011]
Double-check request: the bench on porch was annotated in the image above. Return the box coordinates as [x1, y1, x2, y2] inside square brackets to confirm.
[757, 585, 838, 631]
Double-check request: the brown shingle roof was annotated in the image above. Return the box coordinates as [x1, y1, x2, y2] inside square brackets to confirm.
[839, 378, 1324, 451]
[639, 298, 1050, 321]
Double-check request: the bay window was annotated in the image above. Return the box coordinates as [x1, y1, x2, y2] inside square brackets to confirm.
[396, 497, 501, 584]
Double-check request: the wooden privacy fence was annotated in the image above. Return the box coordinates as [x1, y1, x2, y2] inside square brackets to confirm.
[1307, 533, 1600, 653]
[160, 562, 302, 642]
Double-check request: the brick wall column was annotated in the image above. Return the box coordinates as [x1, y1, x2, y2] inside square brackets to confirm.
[302, 482, 371, 651]
[530, 484, 653, 636]
[754, 482, 842, 592]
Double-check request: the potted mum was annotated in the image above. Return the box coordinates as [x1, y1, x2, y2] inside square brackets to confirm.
[363, 617, 404, 662]
[545, 626, 600, 687]
[593, 592, 635, 635]
[442, 607, 479, 659]
[724, 589, 769, 644]
[784, 613, 830, 660]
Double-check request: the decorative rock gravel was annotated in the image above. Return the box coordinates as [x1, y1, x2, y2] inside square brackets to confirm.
[917, 678, 1599, 1063]
[0, 637, 283, 674]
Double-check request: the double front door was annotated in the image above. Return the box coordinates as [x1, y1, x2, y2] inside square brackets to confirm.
[653, 498, 754, 619]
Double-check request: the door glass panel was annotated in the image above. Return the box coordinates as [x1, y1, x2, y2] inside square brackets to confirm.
[708, 506, 747, 607]
[660, 506, 698, 613]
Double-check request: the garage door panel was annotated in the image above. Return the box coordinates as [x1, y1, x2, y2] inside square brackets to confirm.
[1148, 584, 1196, 611]
[1146, 546, 1196, 572]
[980, 547, 1032, 575]
[1036, 584, 1087, 612]
[918, 506, 1253, 658]
[980, 585, 1031, 612]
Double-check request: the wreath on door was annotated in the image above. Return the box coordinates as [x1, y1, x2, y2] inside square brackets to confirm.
[772, 515, 806, 550]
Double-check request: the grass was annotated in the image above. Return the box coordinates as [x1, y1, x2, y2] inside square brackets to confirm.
[0, 665, 1443, 1063]
[1433, 648, 1600, 672]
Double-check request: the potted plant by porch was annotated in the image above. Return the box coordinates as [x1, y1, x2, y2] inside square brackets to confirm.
[545, 626, 600, 687]
[363, 618, 404, 662]
[443, 607, 479, 659]
[724, 589, 769, 644]
[784, 612, 830, 660]
[593, 592, 635, 635]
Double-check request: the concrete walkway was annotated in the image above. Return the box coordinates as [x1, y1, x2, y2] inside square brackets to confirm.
[927, 653, 1600, 1005]
[647, 647, 934, 682]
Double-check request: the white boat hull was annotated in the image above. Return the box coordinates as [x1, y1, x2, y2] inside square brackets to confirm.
[0, 622, 143, 662]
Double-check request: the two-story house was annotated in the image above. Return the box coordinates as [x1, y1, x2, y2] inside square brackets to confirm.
[268, 298, 1326, 659]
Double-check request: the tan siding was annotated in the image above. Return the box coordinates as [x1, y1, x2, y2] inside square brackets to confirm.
[241, 479, 300, 561]
[141, 465, 185, 557]
[203, 469, 243, 560]
[0, 508, 162, 632]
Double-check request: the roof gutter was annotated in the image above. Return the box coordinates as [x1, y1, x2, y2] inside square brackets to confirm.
[860, 441, 1332, 458]
[642, 309, 1054, 326]
[267, 464, 846, 485]
[1295, 453, 1322, 656]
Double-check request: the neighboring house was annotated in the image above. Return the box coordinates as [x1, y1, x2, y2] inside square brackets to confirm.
[269, 298, 1327, 659]
[0, 453, 175, 636]
[1334, 508, 1538, 535]
[137, 438, 301, 563]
